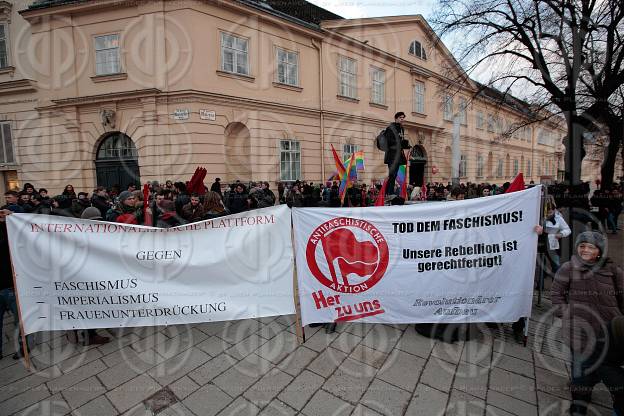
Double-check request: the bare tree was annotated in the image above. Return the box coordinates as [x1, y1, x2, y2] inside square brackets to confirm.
[432, 0, 624, 186]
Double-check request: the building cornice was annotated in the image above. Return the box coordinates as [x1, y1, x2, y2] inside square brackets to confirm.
[321, 14, 426, 30]
[0, 79, 38, 96]
[20, 0, 120, 21]
[36, 88, 162, 110]
[161, 89, 320, 118]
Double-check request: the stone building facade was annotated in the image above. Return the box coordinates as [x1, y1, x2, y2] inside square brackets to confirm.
[0, 0, 607, 195]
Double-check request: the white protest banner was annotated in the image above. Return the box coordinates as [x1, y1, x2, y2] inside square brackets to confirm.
[292, 186, 541, 325]
[7, 206, 294, 335]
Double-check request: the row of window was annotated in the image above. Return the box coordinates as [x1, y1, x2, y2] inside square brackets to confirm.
[0, 25, 555, 145]
[467, 153, 558, 178]
[0, 122, 13, 164]
[0, 23, 8, 69]
[0, 119, 560, 181]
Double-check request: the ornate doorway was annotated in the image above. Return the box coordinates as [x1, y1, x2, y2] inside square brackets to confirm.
[95, 132, 140, 189]
[409, 145, 427, 186]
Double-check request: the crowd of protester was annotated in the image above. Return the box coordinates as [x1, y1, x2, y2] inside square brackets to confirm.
[1, 176, 624, 415]
[0, 178, 622, 230]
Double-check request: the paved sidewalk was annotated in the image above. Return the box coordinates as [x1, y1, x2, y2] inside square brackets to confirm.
[0, 232, 621, 416]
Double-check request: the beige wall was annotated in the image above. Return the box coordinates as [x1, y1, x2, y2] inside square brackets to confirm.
[2, 0, 610, 195]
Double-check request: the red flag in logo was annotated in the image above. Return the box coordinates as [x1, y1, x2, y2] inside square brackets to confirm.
[321, 228, 379, 285]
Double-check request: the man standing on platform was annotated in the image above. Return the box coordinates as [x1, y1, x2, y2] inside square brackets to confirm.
[383, 112, 411, 196]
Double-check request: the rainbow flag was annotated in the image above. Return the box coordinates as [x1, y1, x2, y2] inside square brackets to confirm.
[339, 154, 357, 204]
[396, 165, 407, 193]
[327, 145, 365, 183]
[352, 150, 365, 171]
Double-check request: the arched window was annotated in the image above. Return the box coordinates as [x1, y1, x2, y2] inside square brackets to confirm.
[96, 133, 138, 160]
[408, 40, 427, 60]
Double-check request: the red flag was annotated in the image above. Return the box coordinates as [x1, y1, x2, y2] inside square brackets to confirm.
[421, 178, 427, 201]
[187, 167, 207, 195]
[330, 144, 346, 179]
[142, 184, 152, 226]
[322, 228, 379, 284]
[375, 179, 388, 206]
[505, 173, 525, 193]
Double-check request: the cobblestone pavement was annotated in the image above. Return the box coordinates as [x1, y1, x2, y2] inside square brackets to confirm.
[0, 232, 621, 416]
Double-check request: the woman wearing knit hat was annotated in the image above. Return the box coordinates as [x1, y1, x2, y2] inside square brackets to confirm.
[551, 231, 624, 415]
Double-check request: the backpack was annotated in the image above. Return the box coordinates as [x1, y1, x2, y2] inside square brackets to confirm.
[375, 129, 388, 152]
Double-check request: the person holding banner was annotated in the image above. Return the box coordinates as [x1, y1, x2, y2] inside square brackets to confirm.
[0, 209, 21, 359]
[535, 200, 571, 273]
[382, 112, 411, 197]
[105, 191, 146, 224]
[551, 231, 624, 416]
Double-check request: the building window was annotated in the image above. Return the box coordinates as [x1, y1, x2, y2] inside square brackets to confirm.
[408, 40, 427, 60]
[343, 144, 359, 161]
[547, 160, 552, 176]
[221, 32, 249, 75]
[413, 81, 425, 114]
[338, 56, 357, 99]
[497, 159, 504, 177]
[459, 154, 467, 178]
[538, 129, 553, 146]
[526, 127, 532, 142]
[487, 114, 495, 132]
[459, 98, 467, 125]
[95, 34, 121, 75]
[0, 23, 9, 68]
[370, 67, 385, 105]
[527, 159, 532, 177]
[280, 140, 300, 181]
[0, 122, 14, 164]
[443, 94, 453, 121]
[476, 154, 484, 177]
[476, 112, 484, 130]
[513, 159, 519, 176]
[495, 117, 503, 134]
[97, 133, 138, 159]
[276, 48, 298, 86]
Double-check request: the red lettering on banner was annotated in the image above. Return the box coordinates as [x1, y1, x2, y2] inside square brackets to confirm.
[311, 290, 341, 310]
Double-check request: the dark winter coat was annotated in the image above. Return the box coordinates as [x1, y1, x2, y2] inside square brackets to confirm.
[182, 202, 205, 223]
[156, 212, 187, 228]
[551, 255, 624, 353]
[30, 202, 52, 215]
[254, 189, 276, 209]
[226, 192, 249, 214]
[91, 195, 112, 218]
[0, 222, 13, 290]
[383, 122, 410, 167]
[210, 182, 222, 196]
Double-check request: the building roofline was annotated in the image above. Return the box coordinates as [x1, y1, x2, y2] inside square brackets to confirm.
[321, 14, 425, 29]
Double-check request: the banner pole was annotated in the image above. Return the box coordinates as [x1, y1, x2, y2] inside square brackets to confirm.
[291, 222, 305, 344]
[523, 317, 529, 347]
[6, 229, 31, 370]
[292, 261, 305, 344]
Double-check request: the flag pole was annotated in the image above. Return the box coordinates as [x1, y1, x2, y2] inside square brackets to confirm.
[5, 219, 31, 369]
[290, 223, 305, 344]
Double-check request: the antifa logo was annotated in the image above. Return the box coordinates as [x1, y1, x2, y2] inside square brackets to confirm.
[306, 218, 389, 293]
[323, 228, 379, 283]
